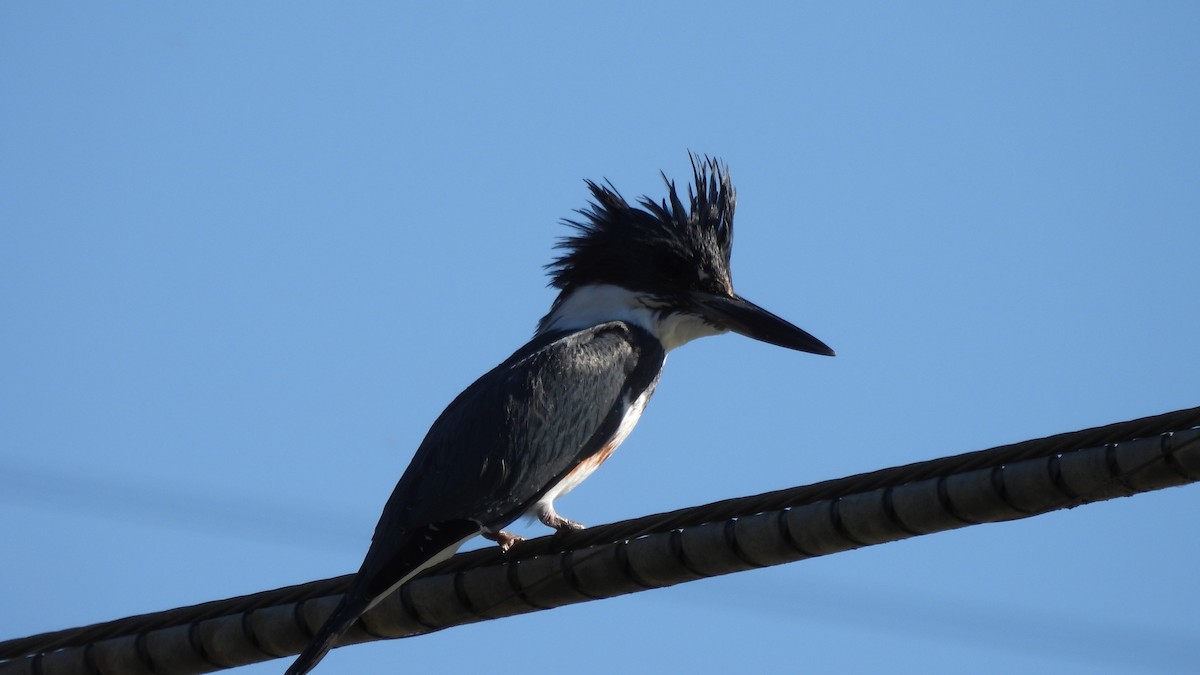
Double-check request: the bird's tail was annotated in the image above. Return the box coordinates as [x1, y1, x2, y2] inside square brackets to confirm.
[284, 591, 372, 675]
[285, 520, 480, 673]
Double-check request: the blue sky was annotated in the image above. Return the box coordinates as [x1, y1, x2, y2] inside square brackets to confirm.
[2, 3, 1198, 674]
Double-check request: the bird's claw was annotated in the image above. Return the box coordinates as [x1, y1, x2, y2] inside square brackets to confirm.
[540, 511, 586, 535]
[483, 529, 525, 552]
[554, 518, 585, 534]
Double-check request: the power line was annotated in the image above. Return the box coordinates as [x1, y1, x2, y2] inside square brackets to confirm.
[7, 464, 1187, 671]
[2, 407, 1197, 674]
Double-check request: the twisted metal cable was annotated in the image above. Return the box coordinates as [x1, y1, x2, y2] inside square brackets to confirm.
[2, 407, 1198, 674]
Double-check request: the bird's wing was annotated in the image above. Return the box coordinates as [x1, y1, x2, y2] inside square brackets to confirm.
[286, 322, 664, 675]
[377, 319, 664, 537]
[359, 320, 664, 596]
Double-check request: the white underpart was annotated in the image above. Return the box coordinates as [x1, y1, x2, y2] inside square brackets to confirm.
[539, 283, 726, 352]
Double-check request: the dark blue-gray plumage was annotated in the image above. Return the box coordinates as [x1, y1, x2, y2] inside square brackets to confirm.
[286, 156, 833, 674]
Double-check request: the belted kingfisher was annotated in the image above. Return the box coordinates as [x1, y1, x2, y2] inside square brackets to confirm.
[286, 156, 834, 674]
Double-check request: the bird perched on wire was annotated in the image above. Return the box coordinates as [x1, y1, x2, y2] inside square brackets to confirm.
[286, 155, 834, 674]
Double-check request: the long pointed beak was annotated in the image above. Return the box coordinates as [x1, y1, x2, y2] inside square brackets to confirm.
[692, 292, 835, 356]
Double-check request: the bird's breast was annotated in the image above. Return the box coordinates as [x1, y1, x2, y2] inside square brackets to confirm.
[533, 387, 652, 510]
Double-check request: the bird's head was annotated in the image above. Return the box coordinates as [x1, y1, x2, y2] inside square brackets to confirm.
[538, 155, 834, 357]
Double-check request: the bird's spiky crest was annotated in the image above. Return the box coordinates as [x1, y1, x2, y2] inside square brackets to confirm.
[545, 154, 736, 296]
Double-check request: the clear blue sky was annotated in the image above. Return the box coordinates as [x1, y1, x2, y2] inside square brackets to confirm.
[3, 4, 1198, 674]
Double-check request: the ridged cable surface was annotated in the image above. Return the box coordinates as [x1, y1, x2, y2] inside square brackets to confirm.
[2, 407, 1198, 674]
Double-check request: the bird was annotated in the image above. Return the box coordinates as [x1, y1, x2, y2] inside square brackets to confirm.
[285, 155, 834, 674]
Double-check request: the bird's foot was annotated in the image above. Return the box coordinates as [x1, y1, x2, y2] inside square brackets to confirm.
[482, 529, 525, 552]
[540, 512, 586, 535]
